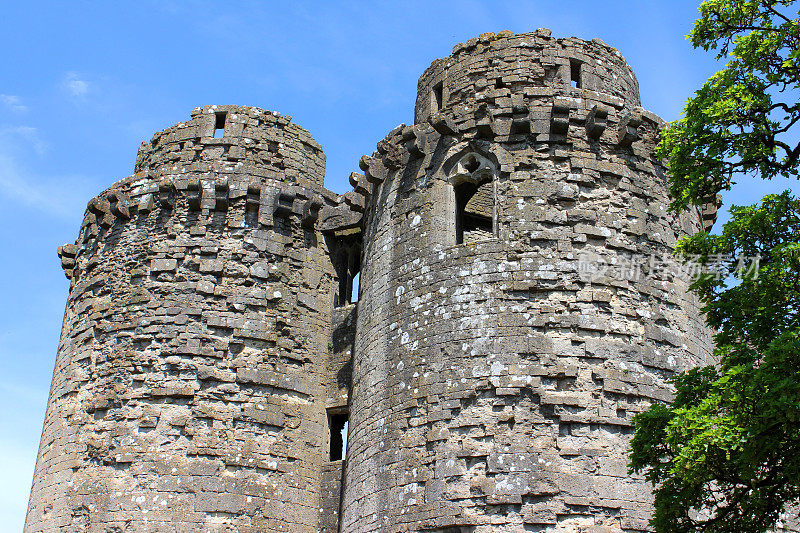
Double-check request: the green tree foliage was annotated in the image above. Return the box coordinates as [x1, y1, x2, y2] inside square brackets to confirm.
[658, 0, 800, 212]
[630, 1, 800, 531]
[630, 193, 800, 531]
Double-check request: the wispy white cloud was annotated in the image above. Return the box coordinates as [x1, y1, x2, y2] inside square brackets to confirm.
[0, 157, 70, 216]
[0, 126, 91, 218]
[0, 126, 47, 155]
[62, 71, 90, 98]
[0, 163, 90, 219]
[0, 94, 28, 113]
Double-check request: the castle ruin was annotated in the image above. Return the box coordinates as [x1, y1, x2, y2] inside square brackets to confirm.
[26, 30, 718, 532]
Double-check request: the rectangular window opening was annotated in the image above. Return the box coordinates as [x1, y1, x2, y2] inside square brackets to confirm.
[431, 81, 443, 112]
[455, 180, 494, 245]
[214, 112, 227, 138]
[570, 59, 581, 89]
[328, 411, 349, 461]
[350, 271, 360, 303]
[335, 243, 361, 307]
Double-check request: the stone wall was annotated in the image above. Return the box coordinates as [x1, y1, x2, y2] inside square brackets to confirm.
[340, 31, 715, 533]
[25, 106, 347, 533]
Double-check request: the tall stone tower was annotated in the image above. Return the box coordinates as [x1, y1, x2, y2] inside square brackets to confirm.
[25, 105, 354, 532]
[27, 31, 720, 533]
[340, 30, 714, 532]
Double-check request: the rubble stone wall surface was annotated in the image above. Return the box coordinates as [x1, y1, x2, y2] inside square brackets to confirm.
[25, 105, 346, 533]
[340, 30, 715, 533]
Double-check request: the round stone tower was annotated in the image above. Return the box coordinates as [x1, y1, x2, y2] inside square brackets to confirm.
[26, 106, 341, 532]
[340, 30, 715, 532]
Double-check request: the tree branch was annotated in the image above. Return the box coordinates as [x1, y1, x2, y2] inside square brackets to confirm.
[764, 2, 793, 24]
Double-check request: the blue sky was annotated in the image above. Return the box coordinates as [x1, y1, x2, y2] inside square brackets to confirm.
[0, 1, 794, 530]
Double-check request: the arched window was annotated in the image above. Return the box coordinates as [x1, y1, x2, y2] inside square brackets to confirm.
[449, 153, 497, 244]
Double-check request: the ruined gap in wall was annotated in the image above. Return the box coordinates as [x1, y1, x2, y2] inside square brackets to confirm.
[570, 59, 582, 88]
[214, 111, 227, 138]
[336, 274, 347, 307]
[328, 411, 349, 461]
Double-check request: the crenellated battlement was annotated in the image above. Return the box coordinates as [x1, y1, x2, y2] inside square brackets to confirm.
[59, 172, 338, 284]
[57, 106, 339, 286]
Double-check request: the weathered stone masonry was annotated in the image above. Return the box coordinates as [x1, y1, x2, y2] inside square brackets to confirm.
[27, 30, 725, 532]
[25, 105, 353, 533]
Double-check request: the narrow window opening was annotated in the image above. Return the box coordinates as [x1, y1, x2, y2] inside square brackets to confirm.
[431, 81, 443, 112]
[570, 59, 581, 88]
[328, 411, 349, 461]
[214, 112, 227, 138]
[335, 242, 361, 307]
[350, 271, 360, 303]
[455, 180, 493, 245]
[336, 252, 348, 307]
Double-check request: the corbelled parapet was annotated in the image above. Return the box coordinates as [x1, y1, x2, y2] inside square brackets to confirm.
[342, 101, 684, 238]
[57, 105, 336, 288]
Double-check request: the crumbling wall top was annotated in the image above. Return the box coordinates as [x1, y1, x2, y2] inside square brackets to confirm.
[135, 104, 326, 188]
[415, 29, 641, 124]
